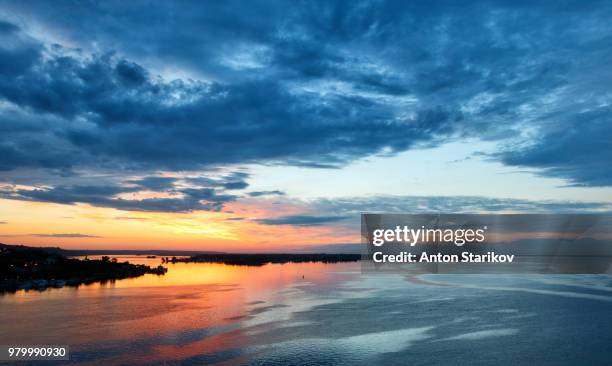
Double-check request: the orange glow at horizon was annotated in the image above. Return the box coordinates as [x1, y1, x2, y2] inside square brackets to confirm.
[0, 198, 356, 252]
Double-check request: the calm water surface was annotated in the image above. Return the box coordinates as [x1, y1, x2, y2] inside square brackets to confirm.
[1, 256, 612, 365]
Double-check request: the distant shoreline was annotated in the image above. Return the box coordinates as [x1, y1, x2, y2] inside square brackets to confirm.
[7, 247, 360, 257]
[1, 244, 362, 293]
[175, 253, 362, 266]
[0, 243, 361, 258]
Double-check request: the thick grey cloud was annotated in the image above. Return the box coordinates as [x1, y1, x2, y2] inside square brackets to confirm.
[0, 0, 610, 217]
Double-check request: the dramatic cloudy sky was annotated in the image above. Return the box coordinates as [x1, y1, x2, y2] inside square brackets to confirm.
[0, 0, 611, 250]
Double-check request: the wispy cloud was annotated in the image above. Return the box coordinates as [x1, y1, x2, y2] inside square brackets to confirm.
[256, 215, 350, 227]
[0, 173, 244, 213]
[31, 233, 102, 238]
[311, 196, 612, 215]
[114, 216, 150, 221]
[248, 190, 285, 197]
[0, 233, 103, 238]
[251, 195, 612, 228]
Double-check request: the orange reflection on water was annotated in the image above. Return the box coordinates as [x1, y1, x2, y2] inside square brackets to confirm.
[0, 259, 359, 366]
[74, 255, 348, 290]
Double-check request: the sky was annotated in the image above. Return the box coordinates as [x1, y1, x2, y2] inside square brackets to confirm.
[0, 0, 611, 251]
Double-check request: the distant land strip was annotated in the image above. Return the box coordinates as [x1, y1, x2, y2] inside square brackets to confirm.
[176, 253, 362, 266]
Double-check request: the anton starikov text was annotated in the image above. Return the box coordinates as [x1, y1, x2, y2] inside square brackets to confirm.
[372, 251, 515, 263]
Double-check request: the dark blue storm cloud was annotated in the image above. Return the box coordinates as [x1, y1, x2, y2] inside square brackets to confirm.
[0, 42, 455, 171]
[0, 0, 611, 213]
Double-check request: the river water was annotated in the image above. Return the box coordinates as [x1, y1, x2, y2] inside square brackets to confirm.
[1, 256, 611, 365]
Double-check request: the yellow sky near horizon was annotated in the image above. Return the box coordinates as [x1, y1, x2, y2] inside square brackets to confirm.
[0, 198, 356, 251]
